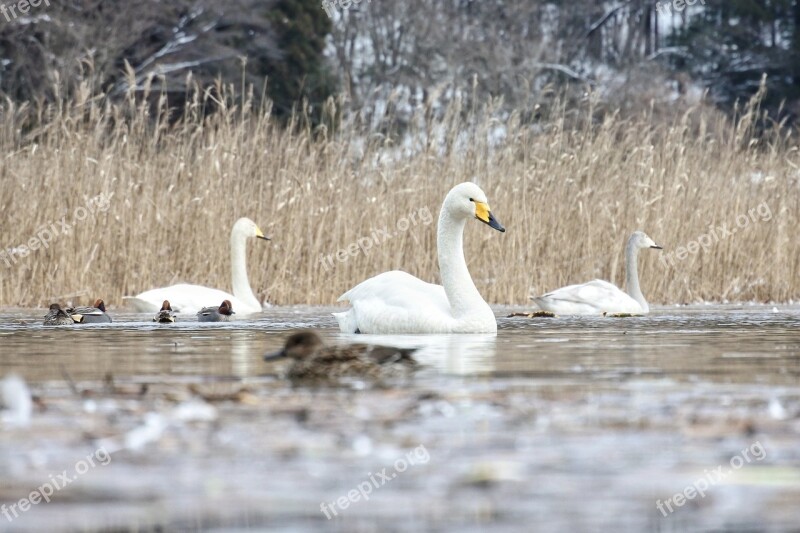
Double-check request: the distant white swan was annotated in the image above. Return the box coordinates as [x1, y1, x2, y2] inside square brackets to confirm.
[124, 218, 270, 315]
[531, 231, 662, 315]
[333, 182, 505, 334]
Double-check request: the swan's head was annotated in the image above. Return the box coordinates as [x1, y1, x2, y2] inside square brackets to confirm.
[629, 231, 662, 250]
[263, 330, 324, 361]
[232, 217, 271, 241]
[445, 182, 505, 232]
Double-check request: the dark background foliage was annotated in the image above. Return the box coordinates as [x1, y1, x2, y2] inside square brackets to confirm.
[0, 0, 335, 119]
[1, 1, 799, 124]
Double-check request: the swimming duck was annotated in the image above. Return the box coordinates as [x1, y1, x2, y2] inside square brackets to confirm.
[153, 300, 177, 323]
[43, 304, 77, 326]
[263, 330, 418, 381]
[66, 299, 112, 323]
[197, 300, 235, 322]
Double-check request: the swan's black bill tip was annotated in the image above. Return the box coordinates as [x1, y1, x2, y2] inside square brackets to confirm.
[486, 212, 505, 232]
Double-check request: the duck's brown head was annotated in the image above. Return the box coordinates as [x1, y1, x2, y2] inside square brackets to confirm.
[93, 299, 106, 312]
[160, 300, 173, 311]
[48, 303, 72, 319]
[219, 300, 234, 316]
[264, 330, 324, 361]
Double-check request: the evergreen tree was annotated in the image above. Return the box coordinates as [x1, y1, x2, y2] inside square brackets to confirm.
[668, 0, 798, 116]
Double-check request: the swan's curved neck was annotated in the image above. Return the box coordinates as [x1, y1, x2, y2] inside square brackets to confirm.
[624, 239, 648, 312]
[230, 231, 261, 311]
[437, 209, 487, 317]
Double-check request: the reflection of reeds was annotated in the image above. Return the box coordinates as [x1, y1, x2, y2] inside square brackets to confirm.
[0, 80, 796, 308]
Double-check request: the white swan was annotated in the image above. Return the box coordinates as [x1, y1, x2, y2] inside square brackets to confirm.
[333, 182, 505, 334]
[123, 218, 270, 314]
[531, 231, 662, 315]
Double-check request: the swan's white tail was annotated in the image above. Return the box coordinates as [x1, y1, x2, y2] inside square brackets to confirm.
[530, 297, 546, 311]
[332, 309, 359, 333]
[122, 296, 160, 313]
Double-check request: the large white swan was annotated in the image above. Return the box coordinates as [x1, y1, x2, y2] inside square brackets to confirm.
[333, 182, 505, 334]
[531, 231, 662, 315]
[123, 218, 270, 315]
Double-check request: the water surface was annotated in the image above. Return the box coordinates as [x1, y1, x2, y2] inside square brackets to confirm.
[1, 304, 798, 531]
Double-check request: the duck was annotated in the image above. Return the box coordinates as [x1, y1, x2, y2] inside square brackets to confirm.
[43, 304, 77, 326]
[66, 299, 112, 323]
[123, 217, 270, 315]
[197, 300, 235, 322]
[153, 300, 177, 323]
[333, 182, 505, 334]
[263, 330, 418, 381]
[531, 231, 663, 315]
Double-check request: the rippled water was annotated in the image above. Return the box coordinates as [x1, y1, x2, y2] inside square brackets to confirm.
[1, 304, 799, 531]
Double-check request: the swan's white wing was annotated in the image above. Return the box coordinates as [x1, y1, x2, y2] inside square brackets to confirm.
[533, 279, 643, 315]
[123, 284, 260, 315]
[334, 271, 455, 334]
[339, 271, 450, 312]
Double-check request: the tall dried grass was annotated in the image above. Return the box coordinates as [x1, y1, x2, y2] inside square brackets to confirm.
[0, 79, 797, 309]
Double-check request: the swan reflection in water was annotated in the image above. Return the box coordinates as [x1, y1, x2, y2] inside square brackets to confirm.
[342, 333, 498, 376]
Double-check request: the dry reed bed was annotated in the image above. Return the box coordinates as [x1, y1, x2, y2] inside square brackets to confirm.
[0, 85, 797, 309]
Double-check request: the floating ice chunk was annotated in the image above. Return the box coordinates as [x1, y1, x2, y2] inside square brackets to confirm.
[769, 398, 788, 420]
[1, 374, 33, 427]
[124, 413, 168, 451]
[171, 400, 217, 423]
[352, 434, 372, 456]
[96, 412, 168, 454]
[83, 399, 98, 413]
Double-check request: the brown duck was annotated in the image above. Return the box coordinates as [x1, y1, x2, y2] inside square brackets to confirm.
[43, 304, 78, 326]
[263, 330, 419, 381]
[153, 300, 177, 323]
